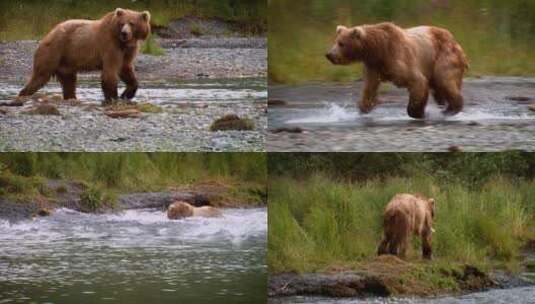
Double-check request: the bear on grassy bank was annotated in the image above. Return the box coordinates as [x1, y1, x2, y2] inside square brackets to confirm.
[326, 22, 468, 118]
[19, 8, 150, 104]
[377, 193, 436, 260]
[167, 201, 222, 220]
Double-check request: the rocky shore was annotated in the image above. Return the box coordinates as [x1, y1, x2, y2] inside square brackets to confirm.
[268, 255, 534, 299]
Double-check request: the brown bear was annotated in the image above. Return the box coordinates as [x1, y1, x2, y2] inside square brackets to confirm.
[167, 201, 222, 220]
[326, 22, 468, 118]
[377, 193, 436, 259]
[18, 8, 151, 104]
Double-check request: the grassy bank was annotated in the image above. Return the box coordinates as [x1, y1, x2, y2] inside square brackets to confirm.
[268, 169, 535, 293]
[0, 153, 267, 209]
[269, 0, 535, 83]
[0, 0, 266, 41]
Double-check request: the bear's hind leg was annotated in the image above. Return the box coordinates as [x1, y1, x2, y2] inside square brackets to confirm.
[119, 64, 138, 100]
[19, 72, 51, 97]
[422, 230, 433, 260]
[407, 76, 429, 119]
[433, 62, 464, 116]
[57, 72, 77, 100]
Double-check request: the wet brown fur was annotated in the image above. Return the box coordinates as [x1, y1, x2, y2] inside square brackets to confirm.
[167, 201, 222, 220]
[377, 193, 435, 259]
[19, 8, 151, 103]
[326, 22, 468, 118]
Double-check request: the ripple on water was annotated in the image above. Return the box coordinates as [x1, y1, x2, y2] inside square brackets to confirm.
[0, 208, 267, 303]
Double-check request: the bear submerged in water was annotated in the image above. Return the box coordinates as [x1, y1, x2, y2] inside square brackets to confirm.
[167, 201, 222, 220]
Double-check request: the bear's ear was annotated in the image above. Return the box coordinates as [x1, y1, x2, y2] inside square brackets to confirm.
[336, 25, 347, 34]
[350, 27, 364, 39]
[115, 8, 125, 17]
[141, 11, 151, 22]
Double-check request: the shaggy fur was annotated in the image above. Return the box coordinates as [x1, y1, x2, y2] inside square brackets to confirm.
[167, 201, 222, 220]
[326, 22, 468, 118]
[377, 193, 436, 259]
[19, 8, 150, 103]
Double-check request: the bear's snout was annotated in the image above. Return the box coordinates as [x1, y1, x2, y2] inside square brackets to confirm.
[325, 52, 337, 64]
[120, 24, 133, 41]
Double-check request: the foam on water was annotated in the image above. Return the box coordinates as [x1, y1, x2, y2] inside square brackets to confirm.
[0, 207, 267, 246]
[283, 101, 534, 125]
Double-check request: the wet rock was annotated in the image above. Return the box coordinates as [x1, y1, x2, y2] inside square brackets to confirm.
[0, 108, 7, 115]
[528, 104, 535, 112]
[467, 121, 480, 126]
[506, 96, 532, 102]
[272, 127, 303, 133]
[269, 272, 391, 298]
[458, 265, 497, 291]
[0, 99, 24, 106]
[24, 104, 60, 116]
[268, 99, 287, 106]
[210, 114, 255, 131]
[448, 145, 463, 152]
[104, 108, 141, 119]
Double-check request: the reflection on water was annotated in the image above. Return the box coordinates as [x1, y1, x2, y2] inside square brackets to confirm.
[0, 208, 267, 304]
[0, 77, 267, 105]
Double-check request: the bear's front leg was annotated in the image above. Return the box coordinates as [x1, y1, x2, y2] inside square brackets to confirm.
[101, 69, 119, 104]
[407, 77, 429, 119]
[120, 64, 138, 100]
[358, 68, 381, 114]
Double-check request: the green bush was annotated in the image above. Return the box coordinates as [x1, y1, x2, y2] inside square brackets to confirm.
[79, 185, 104, 212]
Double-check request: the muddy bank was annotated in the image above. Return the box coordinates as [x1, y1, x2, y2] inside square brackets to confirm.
[268, 256, 533, 299]
[268, 77, 535, 152]
[0, 179, 265, 222]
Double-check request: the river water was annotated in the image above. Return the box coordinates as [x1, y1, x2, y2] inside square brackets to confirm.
[0, 207, 267, 304]
[268, 77, 535, 152]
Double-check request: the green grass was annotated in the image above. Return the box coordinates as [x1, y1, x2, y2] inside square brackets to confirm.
[0, 0, 266, 41]
[141, 33, 165, 56]
[0, 153, 267, 207]
[269, 0, 535, 84]
[268, 173, 535, 274]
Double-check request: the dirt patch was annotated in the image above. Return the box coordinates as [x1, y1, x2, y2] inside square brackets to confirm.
[269, 256, 499, 299]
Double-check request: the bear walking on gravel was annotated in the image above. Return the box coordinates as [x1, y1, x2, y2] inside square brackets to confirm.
[18, 8, 151, 104]
[377, 193, 436, 259]
[167, 201, 222, 220]
[326, 22, 468, 118]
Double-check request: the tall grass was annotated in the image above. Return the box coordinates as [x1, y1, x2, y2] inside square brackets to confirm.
[269, 0, 535, 83]
[268, 174, 535, 273]
[0, 0, 266, 41]
[0, 153, 267, 197]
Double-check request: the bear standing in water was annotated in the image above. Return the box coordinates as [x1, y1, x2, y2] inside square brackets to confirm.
[377, 193, 436, 260]
[326, 22, 468, 118]
[18, 8, 150, 104]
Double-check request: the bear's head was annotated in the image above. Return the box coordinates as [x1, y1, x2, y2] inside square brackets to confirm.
[326, 25, 366, 65]
[167, 201, 194, 220]
[113, 8, 151, 45]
